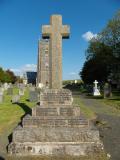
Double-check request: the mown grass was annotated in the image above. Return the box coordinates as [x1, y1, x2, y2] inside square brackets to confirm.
[73, 96, 96, 120]
[101, 91, 120, 110]
[0, 87, 36, 135]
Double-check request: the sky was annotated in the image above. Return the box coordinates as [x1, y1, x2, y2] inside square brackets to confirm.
[0, 0, 120, 80]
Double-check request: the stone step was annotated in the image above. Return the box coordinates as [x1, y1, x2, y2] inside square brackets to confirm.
[12, 125, 100, 143]
[22, 115, 89, 127]
[8, 141, 103, 156]
[32, 106, 80, 117]
[40, 89, 73, 106]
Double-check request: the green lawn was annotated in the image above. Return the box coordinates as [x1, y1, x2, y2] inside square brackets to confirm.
[73, 97, 96, 119]
[0, 87, 36, 135]
[101, 91, 120, 110]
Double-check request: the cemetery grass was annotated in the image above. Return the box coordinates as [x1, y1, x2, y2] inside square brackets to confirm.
[0, 87, 36, 135]
[73, 96, 96, 119]
[101, 90, 120, 110]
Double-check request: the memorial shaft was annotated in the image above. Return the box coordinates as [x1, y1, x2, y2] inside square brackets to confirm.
[42, 15, 70, 89]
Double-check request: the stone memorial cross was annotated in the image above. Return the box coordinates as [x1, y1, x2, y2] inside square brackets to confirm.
[42, 15, 70, 89]
[94, 80, 98, 89]
[93, 80, 101, 96]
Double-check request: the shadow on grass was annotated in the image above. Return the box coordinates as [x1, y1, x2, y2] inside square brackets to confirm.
[7, 103, 32, 151]
[17, 103, 32, 115]
[0, 156, 5, 160]
[109, 98, 120, 101]
[85, 94, 104, 99]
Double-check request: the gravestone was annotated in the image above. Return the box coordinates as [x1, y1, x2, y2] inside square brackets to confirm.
[93, 80, 101, 96]
[12, 95, 20, 103]
[29, 91, 38, 102]
[4, 82, 8, 90]
[8, 15, 104, 157]
[0, 88, 4, 95]
[7, 88, 13, 95]
[0, 90, 4, 103]
[29, 86, 35, 91]
[0, 95, 3, 103]
[19, 89, 24, 96]
[104, 83, 112, 98]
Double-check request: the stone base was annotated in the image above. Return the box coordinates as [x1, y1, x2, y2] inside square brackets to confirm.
[11, 126, 99, 143]
[8, 142, 103, 156]
[8, 89, 104, 157]
[22, 115, 89, 127]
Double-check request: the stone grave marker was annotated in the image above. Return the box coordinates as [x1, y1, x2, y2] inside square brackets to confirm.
[12, 95, 20, 103]
[93, 80, 101, 96]
[29, 91, 38, 102]
[19, 89, 24, 96]
[0, 95, 3, 103]
[29, 86, 35, 91]
[104, 82, 112, 98]
[7, 88, 13, 95]
[8, 15, 104, 157]
[0, 90, 4, 103]
[4, 82, 8, 90]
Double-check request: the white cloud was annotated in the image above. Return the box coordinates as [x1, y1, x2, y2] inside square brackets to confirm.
[21, 64, 37, 72]
[10, 64, 37, 76]
[69, 72, 77, 75]
[82, 31, 97, 41]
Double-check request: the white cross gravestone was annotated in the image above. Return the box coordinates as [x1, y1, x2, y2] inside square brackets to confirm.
[93, 80, 101, 96]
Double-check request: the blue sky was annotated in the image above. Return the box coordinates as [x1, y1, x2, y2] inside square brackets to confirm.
[0, 0, 119, 80]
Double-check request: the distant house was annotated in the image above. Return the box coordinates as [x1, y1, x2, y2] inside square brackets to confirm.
[26, 71, 37, 85]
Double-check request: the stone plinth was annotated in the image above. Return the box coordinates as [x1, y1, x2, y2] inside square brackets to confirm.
[40, 89, 73, 106]
[8, 89, 104, 156]
[22, 115, 88, 128]
[32, 106, 80, 117]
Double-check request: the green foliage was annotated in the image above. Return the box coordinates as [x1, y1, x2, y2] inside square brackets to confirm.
[0, 67, 17, 83]
[80, 10, 120, 85]
[63, 80, 83, 85]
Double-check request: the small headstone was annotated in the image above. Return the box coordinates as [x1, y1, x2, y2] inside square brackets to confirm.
[7, 88, 13, 95]
[0, 88, 4, 95]
[29, 91, 38, 102]
[29, 87, 35, 91]
[4, 83, 8, 90]
[104, 83, 112, 98]
[0, 95, 4, 103]
[93, 80, 101, 96]
[12, 95, 20, 103]
[75, 80, 77, 84]
[19, 89, 24, 96]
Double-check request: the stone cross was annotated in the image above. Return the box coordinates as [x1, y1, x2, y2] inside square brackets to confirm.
[94, 80, 98, 89]
[42, 15, 70, 89]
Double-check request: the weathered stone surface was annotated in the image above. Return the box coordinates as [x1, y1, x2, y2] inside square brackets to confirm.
[0, 95, 4, 103]
[8, 15, 104, 157]
[7, 88, 13, 95]
[42, 15, 70, 89]
[32, 106, 80, 117]
[8, 142, 103, 156]
[29, 91, 38, 102]
[12, 95, 20, 103]
[37, 39, 50, 87]
[12, 126, 100, 143]
[40, 89, 72, 106]
[22, 115, 88, 128]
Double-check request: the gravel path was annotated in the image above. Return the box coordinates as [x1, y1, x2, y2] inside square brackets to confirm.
[79, 95, 120, 160]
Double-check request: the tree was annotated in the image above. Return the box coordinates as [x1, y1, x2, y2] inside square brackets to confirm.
[80, 10, 120, 85]
[0, 67, 17, 83]
[6, 70, 17, 83]
[0, 67, 5, 83]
